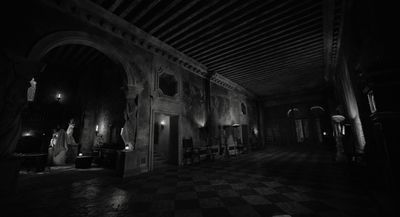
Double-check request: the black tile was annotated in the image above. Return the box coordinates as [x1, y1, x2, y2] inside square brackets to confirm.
[300, 200, 336, 212]
[252, 204, 287, 216]
[236, 188, 259, 196]
[197, 191, 218, 198]
[221, 197, 247, 207]
[213, 184, 232, 190]
[156, 193, 176, 200]
[202, 207, 232, 217]
[130, 201, 152, 212]
[264, 193, 292, 203]
[174, 199, 199, 209]
[246, 183, 266, 188]
[176, 185, 194, 192]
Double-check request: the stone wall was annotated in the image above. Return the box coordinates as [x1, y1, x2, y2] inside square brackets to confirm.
[2, 0, 259, 171]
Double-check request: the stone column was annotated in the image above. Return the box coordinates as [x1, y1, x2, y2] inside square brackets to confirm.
[204, 71, 216, 146]
[256, 100, 265, 149]
[331, 115, 346, 162]
[121, 84, 143, 150]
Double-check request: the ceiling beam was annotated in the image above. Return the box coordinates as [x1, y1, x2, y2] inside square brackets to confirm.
[157, 1, 220, 39]
[140, 0, 183, 30]
[223, 55, 322, 81]
[130, 0, 161, 24]
[204, 30, 321, 66]
[119, 0, 143, 18]
[209, 42, 322, 76]
[229, 59, 323, 83]
[179, 0, 318, 52]
[219, 55, 322, 80]
[163, 0, 253, 43]
[149, 0, 202, 35]
[108, 0, 124, 13]
[201, 27, 322, 68]
[192, 16, 321, 61]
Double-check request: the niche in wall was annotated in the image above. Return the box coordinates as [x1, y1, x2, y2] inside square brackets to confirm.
[159, 73, 178, 97]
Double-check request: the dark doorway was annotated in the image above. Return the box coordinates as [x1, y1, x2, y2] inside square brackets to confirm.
[154, 113, 179, 166]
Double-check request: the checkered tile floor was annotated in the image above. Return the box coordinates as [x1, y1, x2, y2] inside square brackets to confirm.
[4, 146, 381, 217]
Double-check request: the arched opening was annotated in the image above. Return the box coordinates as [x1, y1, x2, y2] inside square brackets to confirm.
[17, 43, 127, 168]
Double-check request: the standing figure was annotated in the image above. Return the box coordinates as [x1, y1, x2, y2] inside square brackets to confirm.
[66, 119, 78, 162]
[47, 129, 57, 165]
[53, 127, 68, 165]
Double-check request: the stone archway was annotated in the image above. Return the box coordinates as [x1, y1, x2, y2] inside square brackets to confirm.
[27, 31, 147, 173]
[28, 31, 135, 86]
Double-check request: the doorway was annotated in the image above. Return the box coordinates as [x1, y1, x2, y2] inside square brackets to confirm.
[153, 113, 179, 166]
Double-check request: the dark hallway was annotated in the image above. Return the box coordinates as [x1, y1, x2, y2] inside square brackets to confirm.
[1, 0, 398, 216]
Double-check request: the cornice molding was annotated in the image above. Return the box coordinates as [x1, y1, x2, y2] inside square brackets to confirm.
[41, 0, 255, 98]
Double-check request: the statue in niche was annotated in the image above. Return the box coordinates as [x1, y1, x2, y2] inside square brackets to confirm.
[121, 94, 138, 150]
[66, 118, 79, 162]
[27, 78, 37, 102]
[0, 51, 46, 159]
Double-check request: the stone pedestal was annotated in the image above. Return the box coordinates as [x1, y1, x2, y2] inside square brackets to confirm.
[0, 156, 20, 197]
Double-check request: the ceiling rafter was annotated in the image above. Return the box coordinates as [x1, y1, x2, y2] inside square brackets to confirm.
[226, 57, 323, 81]
[179, 0, 317, 53]
[206, 35, 322, 71]
[149, 0, 202, 35]
[119, 0, 144, 18]
[169, 0, 280, 47]
[157, 0, 220, 40]
[108, 0, 123, 13]
[141, 0, 183, 30]
[198, 22, 322, 65]
[163, 0, 254, 43]
[221, 54, 322, 79]
[86, 0, 335, 96]
[130, 0, 161, 24]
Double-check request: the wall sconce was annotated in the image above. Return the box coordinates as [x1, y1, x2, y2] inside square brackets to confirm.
[160, 120, 166, 129]
[78, 153, 83, 157]
[56, 93, 62, 101]
[95, 124, 99, 133]
[323, 131, 327, 136]
[22, 131, 32, 137]
[253, 127, 258, 136]
[232, 123, 240, 127]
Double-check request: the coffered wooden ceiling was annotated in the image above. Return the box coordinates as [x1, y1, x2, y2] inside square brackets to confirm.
[89, 0, 343, 97]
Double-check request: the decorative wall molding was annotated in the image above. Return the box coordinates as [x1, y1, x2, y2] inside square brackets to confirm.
[41, 0, 255, 98]
[323, 0, 345, 81]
